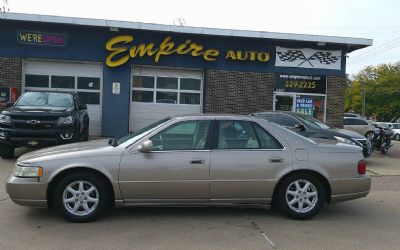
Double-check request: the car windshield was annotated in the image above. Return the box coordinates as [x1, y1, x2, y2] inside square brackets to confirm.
[16, 92, 74, 108]
[115, 118, 171, 146]
[296, 114, 330, 130]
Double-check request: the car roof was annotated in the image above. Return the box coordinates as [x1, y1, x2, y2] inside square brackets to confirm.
[169, 113, 271, 122]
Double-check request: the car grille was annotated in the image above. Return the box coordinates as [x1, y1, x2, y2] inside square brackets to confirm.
[10, 116, 59, 130]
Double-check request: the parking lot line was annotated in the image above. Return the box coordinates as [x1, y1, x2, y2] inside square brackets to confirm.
[241, 209, 276, 248]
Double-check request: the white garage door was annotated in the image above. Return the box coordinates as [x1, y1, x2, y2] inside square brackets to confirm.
[130, 67, 203, 132]
[24, 61, 103, 136]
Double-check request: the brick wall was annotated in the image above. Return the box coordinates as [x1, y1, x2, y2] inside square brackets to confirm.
[0, 57, 22, 92]
[326, 76, 346, 128]
[204, 69, 274, 114]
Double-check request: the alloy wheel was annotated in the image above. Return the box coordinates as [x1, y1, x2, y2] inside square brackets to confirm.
[63, 180, 99, 216]
[285, 179, 318, 213]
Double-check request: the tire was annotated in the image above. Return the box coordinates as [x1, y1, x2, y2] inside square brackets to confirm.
[277, 173, 325, 220]
[365, 131, 374, 140]
[394, 134, 400, 141]
[53, 171, 111, 222]
[0, 143, 15, 159]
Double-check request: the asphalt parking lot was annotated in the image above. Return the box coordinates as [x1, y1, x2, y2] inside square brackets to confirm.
[0, 142, 400, 250]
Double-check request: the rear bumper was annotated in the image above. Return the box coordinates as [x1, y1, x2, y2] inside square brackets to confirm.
[329, 175, 371, 203]
[6, 175, 48, 207]
[0, 127, 78, 147]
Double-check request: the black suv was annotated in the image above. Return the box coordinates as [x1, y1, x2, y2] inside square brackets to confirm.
[251, 111, 373, 158]
[0, 91, 89, 158]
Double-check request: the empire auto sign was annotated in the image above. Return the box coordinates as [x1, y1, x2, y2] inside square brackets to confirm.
[105, 35, 271, 67]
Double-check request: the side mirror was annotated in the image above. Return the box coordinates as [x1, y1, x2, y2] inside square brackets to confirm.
[294, 124, 306, 130]
[137, 140, 153, 153]
[5, 102, 14, 108]
[78, 104, 87, 110]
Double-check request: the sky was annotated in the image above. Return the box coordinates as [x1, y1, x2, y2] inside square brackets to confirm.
[4, 0, 400, 76]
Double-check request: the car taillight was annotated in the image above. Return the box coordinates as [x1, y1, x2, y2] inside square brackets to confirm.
[358, 160, 366, 174]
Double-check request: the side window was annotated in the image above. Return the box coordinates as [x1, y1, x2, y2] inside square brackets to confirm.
[344, 119, 353, 125]
[218, 120, 260, 149]
[150, 120, 210, 151]
[253, 124, 284, 149]
[276, 114, 299, 127]
[354, 119, 368, 125]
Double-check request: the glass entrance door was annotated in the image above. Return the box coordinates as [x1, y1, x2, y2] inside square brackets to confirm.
[274, 94, 294, 111]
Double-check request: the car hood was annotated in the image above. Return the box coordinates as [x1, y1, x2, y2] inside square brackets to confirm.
[330, 128, 365, 139]
[3, 105, 73, 115]
[18, 139, 113, 162]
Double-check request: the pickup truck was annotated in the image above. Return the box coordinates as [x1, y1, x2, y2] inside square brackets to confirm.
[0, 91, 89, 159]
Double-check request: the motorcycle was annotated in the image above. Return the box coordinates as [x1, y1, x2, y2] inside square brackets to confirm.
[370, 124, 394, 154]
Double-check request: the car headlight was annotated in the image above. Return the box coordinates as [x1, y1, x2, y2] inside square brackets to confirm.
[13, 164, 43, 178]
[0, 114, 12, 125]
[333, 136, 356, 145]
[58, 116, 74, 125]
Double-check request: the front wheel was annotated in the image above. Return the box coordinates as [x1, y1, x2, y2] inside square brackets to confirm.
[365, 131, 374, 140]
[53, 171, 111, 222]
[394, 134, 400, 141]
[277, 173, 325, 220]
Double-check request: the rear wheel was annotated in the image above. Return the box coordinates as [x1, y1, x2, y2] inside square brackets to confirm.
[53, 171, 111, 222]
[0, 143, 14, 159]
[277, 173, 325, 220]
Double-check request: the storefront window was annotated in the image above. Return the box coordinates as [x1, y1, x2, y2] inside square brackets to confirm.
[78, 77, 100, 90]
[180, 78, 201, 90]
[132, 75, 202, 105]
[157, 77, 178, 89]
[25, 74, 49, 88]
[77, 92, 100, 105]
[180, 93, 200, 105]
[51, 76, 75, 89]
[132, 76, 154, 88]
[132, 90, 153, 102]
[156, 92, 177, 104]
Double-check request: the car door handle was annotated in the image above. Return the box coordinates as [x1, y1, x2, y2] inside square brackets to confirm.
[268, 158, 284, 163]
[189, 159, 205, 164]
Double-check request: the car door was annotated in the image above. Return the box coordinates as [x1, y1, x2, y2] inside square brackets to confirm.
[119, 119, 212, 204]
[210, 119, 291, 205]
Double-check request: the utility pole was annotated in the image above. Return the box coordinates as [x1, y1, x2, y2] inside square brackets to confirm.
[362, 82, 366, 117]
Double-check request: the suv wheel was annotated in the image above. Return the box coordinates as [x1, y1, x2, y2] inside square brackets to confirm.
[0, 144, 14, 159]
[53, 171, 111, 222]
[277, 173, 325, 220]
[395, 134, 400, 141]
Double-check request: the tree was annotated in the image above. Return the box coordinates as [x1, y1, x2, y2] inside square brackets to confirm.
[345, 63, 400, 122]
[1, 0, 9, 12]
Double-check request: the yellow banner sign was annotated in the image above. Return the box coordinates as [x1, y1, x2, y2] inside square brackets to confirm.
[105, 35, 270, 67]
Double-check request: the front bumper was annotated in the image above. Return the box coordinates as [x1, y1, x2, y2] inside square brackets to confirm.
[329, 175, 371, 203]
[6, 175, 48, 207]
[0, 126, 78, 148]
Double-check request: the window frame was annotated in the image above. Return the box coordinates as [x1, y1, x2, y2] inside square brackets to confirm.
[131, 74, 203, 106]
[147, 120, 214, 152]
[212, 120, 285, 151]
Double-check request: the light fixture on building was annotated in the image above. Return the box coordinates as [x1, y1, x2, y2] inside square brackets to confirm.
[317, 42, 326, 46]
[109, 27, 119, 32]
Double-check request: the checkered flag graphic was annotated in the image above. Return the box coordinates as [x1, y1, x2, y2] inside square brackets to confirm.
[277, 50, 307, 62]
[308, 52, 340, 64]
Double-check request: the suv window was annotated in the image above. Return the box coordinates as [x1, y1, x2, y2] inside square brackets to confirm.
[150, 120, 210, 151]
[345, 118, 368, 125]
[275, 114, 299, 127]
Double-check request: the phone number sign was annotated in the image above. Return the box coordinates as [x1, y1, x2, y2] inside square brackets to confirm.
[274, 73, 326, 94]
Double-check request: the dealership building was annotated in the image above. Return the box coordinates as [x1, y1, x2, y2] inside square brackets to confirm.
[0, 13, 372, 137]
